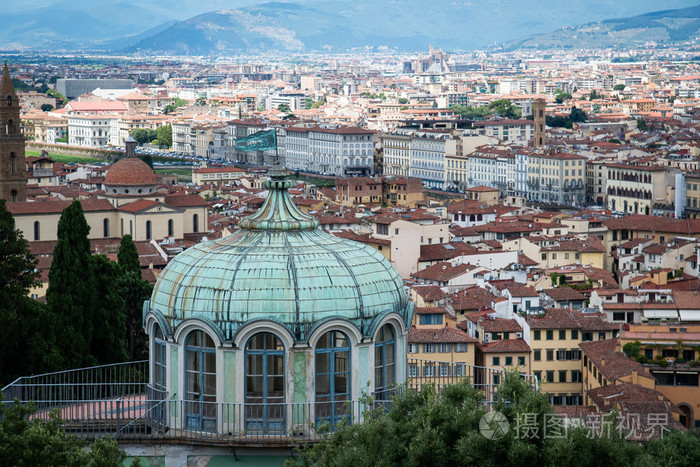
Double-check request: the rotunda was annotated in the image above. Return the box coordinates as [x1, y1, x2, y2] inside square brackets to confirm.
[103, 156, 158, 197]
[144, 166, 412, 435]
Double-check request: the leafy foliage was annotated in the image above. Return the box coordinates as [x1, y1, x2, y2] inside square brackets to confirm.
[156, 124, 172, 148]
[117, 235, 152, 361]
[0, 400, 125, 466]
[289, 374, 700, 467]
[131, 129, 157, 145]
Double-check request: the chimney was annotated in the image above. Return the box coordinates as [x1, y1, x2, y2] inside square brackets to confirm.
[600, 358, 605, 366]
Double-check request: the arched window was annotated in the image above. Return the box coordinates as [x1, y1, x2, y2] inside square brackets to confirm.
[153, 325, 167, 393]
[9, 153, 17, 174]
[193, 214, 199, 233]
[245, 332, 285, 434]
[6, 95, 12, 106]
[146, 220, 152, 240]
[374, 324, 396, 400]
[120, 218, 124, 237]
[315, 331, 351, 426]
[10, 190, 18, 202]
[103, 218, 109, 237]
[185, 330, 216, 432]
[168, 219, 174, 237]
[33, 221, 40, 241]
[129, 220, 133, 236]
[7, 119, 13, 135]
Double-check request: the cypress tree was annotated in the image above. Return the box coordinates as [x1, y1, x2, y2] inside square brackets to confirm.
[117, 234, 140, 273]
[47, 200, 97, 368]
[117, 233, 152, 360]
[0, 200, 41, 383]
[90, 254, 128, 364]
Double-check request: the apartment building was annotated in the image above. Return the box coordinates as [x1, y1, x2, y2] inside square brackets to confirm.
[605, 163, 678, 215]
[67, 115, 113, 148]
[526, 152, 586, 206]
[409, 131, 449, 190]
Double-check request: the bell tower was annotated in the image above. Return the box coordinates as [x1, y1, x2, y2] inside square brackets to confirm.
[533, 98, 546, 148]
[0, 62, 27, 202]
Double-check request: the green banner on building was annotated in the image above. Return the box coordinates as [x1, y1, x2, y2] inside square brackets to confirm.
[234, 129, 277, 152]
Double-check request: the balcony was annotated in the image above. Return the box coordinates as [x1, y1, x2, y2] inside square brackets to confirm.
[2, 360, 537, 445]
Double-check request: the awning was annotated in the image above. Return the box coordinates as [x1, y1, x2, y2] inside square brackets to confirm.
[643, 309, 678, 320]
[679, 310, 700, 322]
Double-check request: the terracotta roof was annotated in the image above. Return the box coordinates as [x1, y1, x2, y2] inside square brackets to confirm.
[164, 194, 209, 207]
[411, 261, 476, 282]
[504, 285, 539, 298]
[407, 326, 478, 343]
[579, 339, 648, 381]
[418, 242, 477, 261]
[7, 198, 115, 215]
[480, 317, 523, 333]
[414, 306, 448, 315]
[672, 290, 700, 309]
[412, 285, 447, 301]
[543, 287, 586, 301]
[602, 215, 700, 234]
[527, 308, 579, 330]
[451, 286, 497, 311]
[118, 200, 159, 213]
[480, 338, 530, 353]
[570, 309, 618, 331]
[586, 384, 683, 439]
[104, 158, 158, 186]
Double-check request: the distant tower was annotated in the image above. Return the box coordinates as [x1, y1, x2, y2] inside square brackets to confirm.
[0, 63, 27, 202]
[532, 99, 547, 148]
[533, 98, 546, 148]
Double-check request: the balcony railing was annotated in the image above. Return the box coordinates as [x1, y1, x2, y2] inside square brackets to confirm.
[2, 360, 537, 444]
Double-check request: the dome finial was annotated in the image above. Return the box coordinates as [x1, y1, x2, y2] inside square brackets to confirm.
[238, 166, 319, 231]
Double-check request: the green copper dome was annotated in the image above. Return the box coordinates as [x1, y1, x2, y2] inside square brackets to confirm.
[147, 167, 410, 343]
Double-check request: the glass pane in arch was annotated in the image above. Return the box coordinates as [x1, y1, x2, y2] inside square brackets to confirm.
[245, 332, 285, 434]
[153, 324, 167, 393]
[374, 324, 396, 401]
[315, 331, 351, 426]
[185, 330, 216, 432]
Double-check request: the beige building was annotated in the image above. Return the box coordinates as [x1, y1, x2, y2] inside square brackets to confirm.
[527, 308, 617, 405]
[605, 163, 678, 215]
[527, 152, 586, 205]
[371, 211, 449, 279]
[192, 166, 246, 186]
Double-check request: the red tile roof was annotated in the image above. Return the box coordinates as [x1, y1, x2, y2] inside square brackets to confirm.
[480, 338, 530, 353]
[104, 158, 158, 186]
[407, 327, 478, 343]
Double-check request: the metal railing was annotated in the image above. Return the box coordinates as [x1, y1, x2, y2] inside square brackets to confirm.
[2, 359, 537, 443]
[2, 360, 148, 404]
[406, 358, 538, 403]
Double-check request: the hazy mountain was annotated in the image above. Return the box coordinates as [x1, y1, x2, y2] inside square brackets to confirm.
[1, 0, 700, 52]
[505, 4, 700, 50]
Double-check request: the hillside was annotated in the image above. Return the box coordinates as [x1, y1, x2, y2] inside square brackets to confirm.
[506, 4, 700, 50]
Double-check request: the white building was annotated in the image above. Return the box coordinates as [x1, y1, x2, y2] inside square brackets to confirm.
[67, 115, 113, 148]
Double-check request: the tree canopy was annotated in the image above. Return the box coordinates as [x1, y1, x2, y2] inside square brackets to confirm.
[488, 99, 522, 119]
[289, 374, 700, 467]
[0, 400, 125, 466]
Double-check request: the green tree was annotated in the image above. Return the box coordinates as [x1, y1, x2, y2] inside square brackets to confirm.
[131, 129, 156, 145]
[0, 401, 125, 466]
[613, 84, 626, 91]
[398, 97, 409, 104]
[555, 89, 572, 104]
[488, 99, 522, 119]
[277, 103, 292, 113]
[569, 106, 587, 123]
[47, 201, 97, 368]
[0, 200, 54, 383]
[637, 118, 648, 131]
[117, 234, 151, 361]
[41, 103, 54, 112]
[139, 155, 153, 168]
[118, 234, 140, 273]
[156, 124, 172, 148]
[90, 255, 128, 364]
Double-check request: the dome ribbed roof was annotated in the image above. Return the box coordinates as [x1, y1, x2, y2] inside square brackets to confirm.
[105, 158, 158, 186]
[148, 167, 410, 342]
